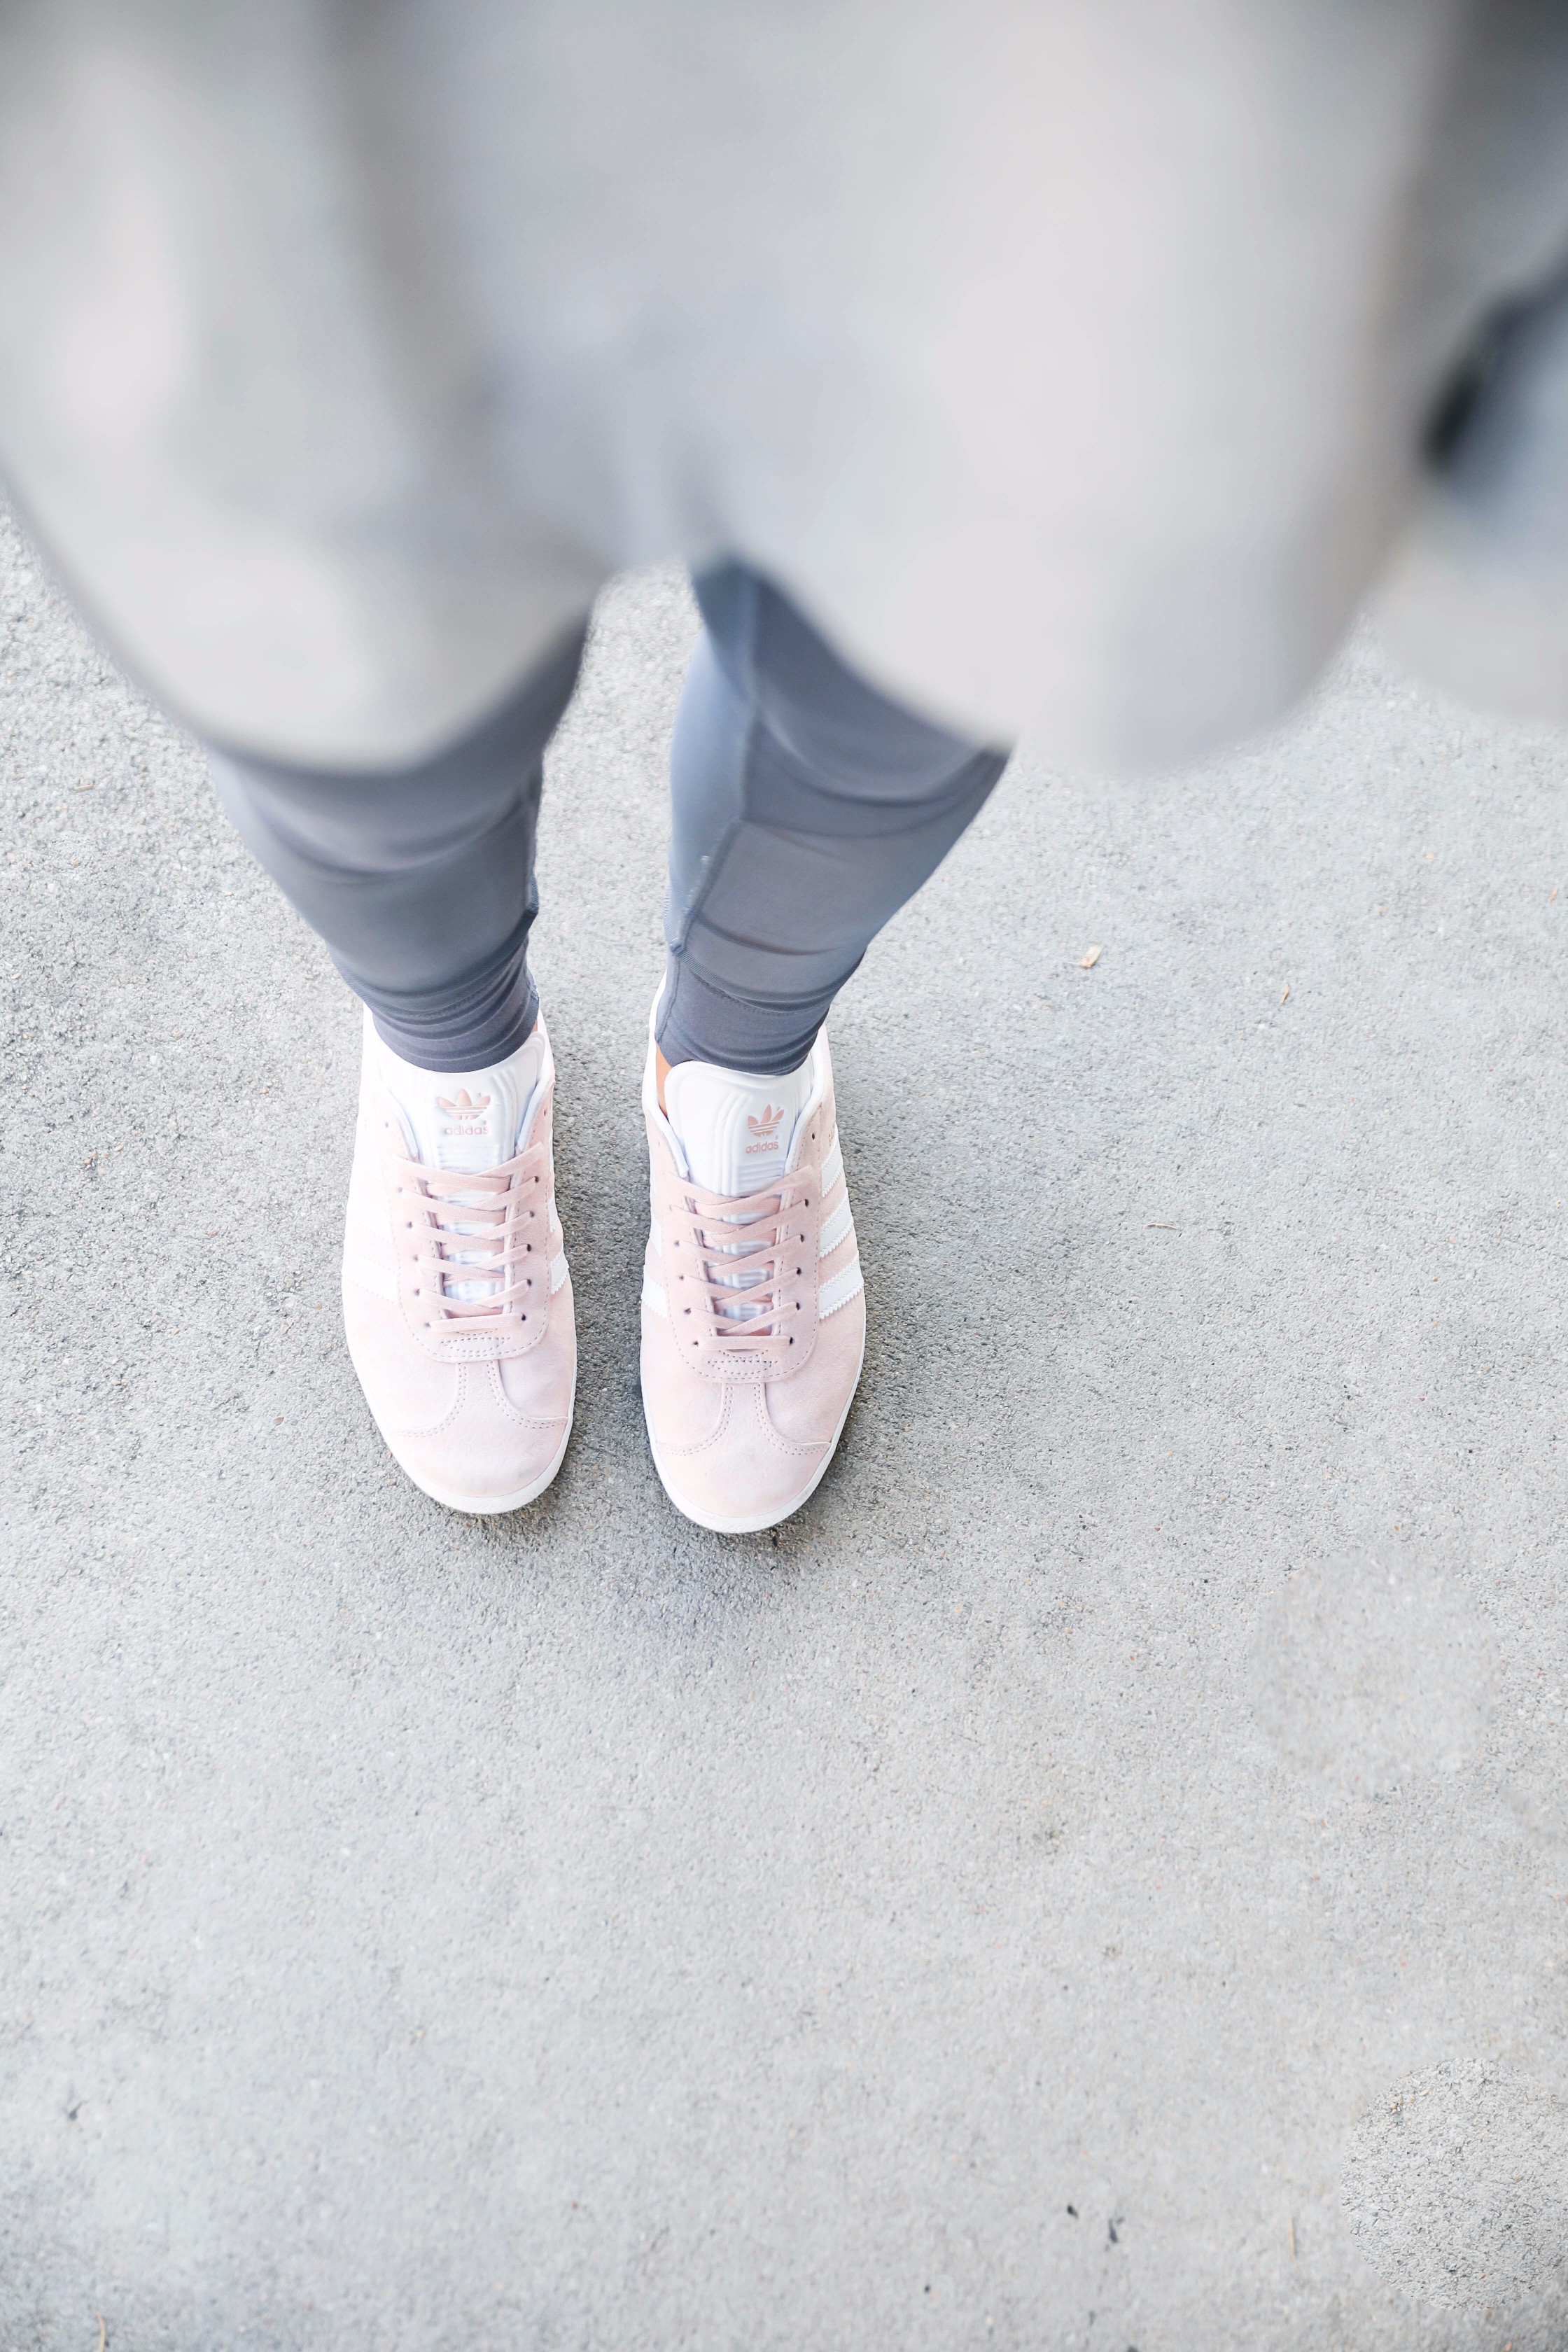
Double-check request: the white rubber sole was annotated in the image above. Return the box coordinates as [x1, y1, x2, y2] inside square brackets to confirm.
[374, 1404, 574, 1517]
[643, 1322, 865, 1536]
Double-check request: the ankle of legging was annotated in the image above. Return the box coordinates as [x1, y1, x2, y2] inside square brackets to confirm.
[348, 946, 540, 1074]
[654, 951, 825, 1077]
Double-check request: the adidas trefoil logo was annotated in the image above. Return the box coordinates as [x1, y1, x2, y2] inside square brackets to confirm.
[744, 1102, 786, 1155]
[438, 1086, 491, 1136]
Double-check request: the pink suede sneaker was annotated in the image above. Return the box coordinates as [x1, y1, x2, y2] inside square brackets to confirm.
[640, 1024, 865, 1534]
[341, 1009, 575, 1513]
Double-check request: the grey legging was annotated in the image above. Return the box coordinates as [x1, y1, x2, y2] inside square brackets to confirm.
[208, 563, 1008, 1077]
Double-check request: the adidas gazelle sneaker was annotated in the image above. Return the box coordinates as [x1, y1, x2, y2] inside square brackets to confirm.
[639, 1019, 864, 1534]
[341, 1009, 575, 1513]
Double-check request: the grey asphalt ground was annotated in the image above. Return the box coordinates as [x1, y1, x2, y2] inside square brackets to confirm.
[4, 491, 1568, 2351]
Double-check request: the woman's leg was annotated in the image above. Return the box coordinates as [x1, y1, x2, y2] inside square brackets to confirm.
[657, 562, 1008, 1077]
[205, 619, 588, 1070]
[202, 619, 589, 1516]
[639, 562, 1010, 1536]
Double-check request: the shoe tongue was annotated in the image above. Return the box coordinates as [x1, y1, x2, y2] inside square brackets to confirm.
[378, 1029, 547, 1172]
[663, 1054, 814, 1197]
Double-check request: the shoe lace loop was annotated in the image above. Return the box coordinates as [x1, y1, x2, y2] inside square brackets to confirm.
[673, 1177, 810, 1347]
[399, 1143, 547, 1323]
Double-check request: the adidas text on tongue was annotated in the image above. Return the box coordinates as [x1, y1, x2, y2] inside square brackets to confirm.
[661, 1053, 816, 1198]
[746, 1104, 786, 1154]
[438, 1088, 492, 1138]
[375, 1021, 548, 1173]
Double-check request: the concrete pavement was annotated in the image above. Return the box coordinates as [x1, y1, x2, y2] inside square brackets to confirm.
[4, 492, 1568, 2348]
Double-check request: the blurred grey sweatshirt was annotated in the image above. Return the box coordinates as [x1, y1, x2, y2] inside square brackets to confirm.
[0, 0, 1565, 775]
